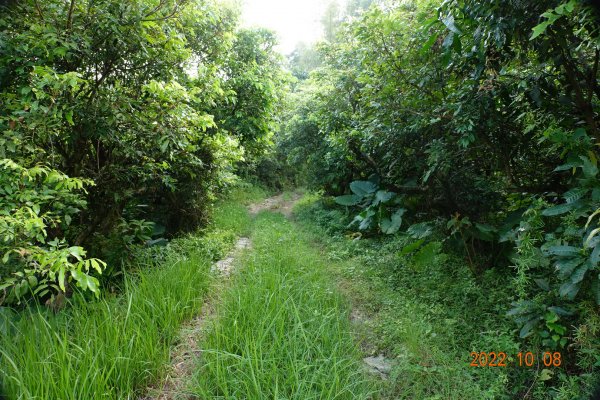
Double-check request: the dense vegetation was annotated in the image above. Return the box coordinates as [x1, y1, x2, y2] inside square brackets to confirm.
[191, 210, 372, 398]
[0, 185, 265, 398]
[0, 0, 285, 305]
[1, 0, 600, 398]
[279, 0, 600, 397]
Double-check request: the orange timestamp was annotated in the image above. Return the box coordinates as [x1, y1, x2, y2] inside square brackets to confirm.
[469, 351, 562, 368]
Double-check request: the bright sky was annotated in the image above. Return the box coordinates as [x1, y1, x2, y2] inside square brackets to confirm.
[241, 0, 345, 55]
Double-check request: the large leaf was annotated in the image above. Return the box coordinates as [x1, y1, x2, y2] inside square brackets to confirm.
[559, 280, 582, 300]
[547, 306, 574, 317]
[355, 209, 376, 231]
[441, 15, 461, 34]
[472, 223, 496, 242]
[570, 262, 590, 284]
[563, 187, 588, 204]
[581, 156, 599, 178]
[335, 195, 362, 206]
[406, 222, 433, 239]
[374, 190, 396, 205]
[542, 202, 578, 217]
[399, 239, 425, 256]
[554, 257, 583, 279]
[359, 216, 373, 231]
[349, 181, 378, 197]
[554, 161, 582, 172]
[530, 20, 552, 40]
[71, 270, 100, 296]
[412, 241, 442, 270]
[545, 245, 580, 257]
[519, 318, 539, 338]
[380, 208, 406, 235]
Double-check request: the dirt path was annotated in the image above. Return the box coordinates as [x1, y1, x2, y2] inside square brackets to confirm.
[142, 192, 302, 400]
[248, 192, 302, 217]
[141, 235, 251, 400]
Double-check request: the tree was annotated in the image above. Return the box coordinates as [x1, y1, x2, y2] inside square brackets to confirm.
[0, 0, 285, 305]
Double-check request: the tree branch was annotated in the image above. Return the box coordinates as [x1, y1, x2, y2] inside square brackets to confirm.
[588, 48, 599, 103]
[34, 0, 45, 21]
[66, 0, 76, 31]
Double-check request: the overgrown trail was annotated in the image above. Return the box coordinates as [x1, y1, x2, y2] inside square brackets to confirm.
[142, 237, 252, 400]
[146, 192, 374, 399]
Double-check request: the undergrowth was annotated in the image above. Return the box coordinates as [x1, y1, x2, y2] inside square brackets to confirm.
[293, 193, 598, 400]
[0, 183, 265, 399]
[190, 211, 373, 399]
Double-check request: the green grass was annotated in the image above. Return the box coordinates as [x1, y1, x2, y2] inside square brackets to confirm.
[293, 195, 522, 400]
[190, 212, 373, 399]
[0, 183, 265, 400]
[0, 253, 212, 399]
[293, 194, 600, 400]
[209, 183, 267, 236]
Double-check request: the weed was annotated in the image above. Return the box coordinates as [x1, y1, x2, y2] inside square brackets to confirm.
[190, 212, 373, 399]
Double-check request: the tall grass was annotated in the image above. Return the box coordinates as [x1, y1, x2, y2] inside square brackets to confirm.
[1, 253, 211, 399]
[0, 184, 264, 399]
[191, 212, 372, 399]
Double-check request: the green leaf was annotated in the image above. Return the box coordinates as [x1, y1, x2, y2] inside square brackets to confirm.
[441, 15, 461, 34]
[559, 280, 581, 300]
[68, 246, 85, 262]
[554, 161, 581, 172]
[473, 223, 496, 242]
[399, 239, 425, 256]
[380, 208, 406, 234]
[554, 257, 583, 279]
[542, 202, 578, 216]
[546, 246, 580, 257]
[442, 32, 454, 49]
[89, 259, 105, 274]
[563, 187, 588, 203]
[406, 222, 433, 239]
[27, 275, 38, 288]
[349, 181, 378, 197]
[547, 306, 574, 316]
[335, 195, 361, 206]
[412, 241, 442, 270]
[520, 318, 539, 338]
[539, 369, 554, 382]
[65, 110, 74, 125]
[71, 270, 100, 296]
[581, 156, 598, 178]
[58, 266, 66, 292]
[374, 190, 395, 205]
[570, 262, 590, 284]
[421, 33, 438, 54]
[530, 20, 552, 40]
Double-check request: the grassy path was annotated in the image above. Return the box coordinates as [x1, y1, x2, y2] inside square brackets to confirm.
[187, 203, 373, 399]
[0, 187, 262, 400]
[0, 190, 374, 399]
